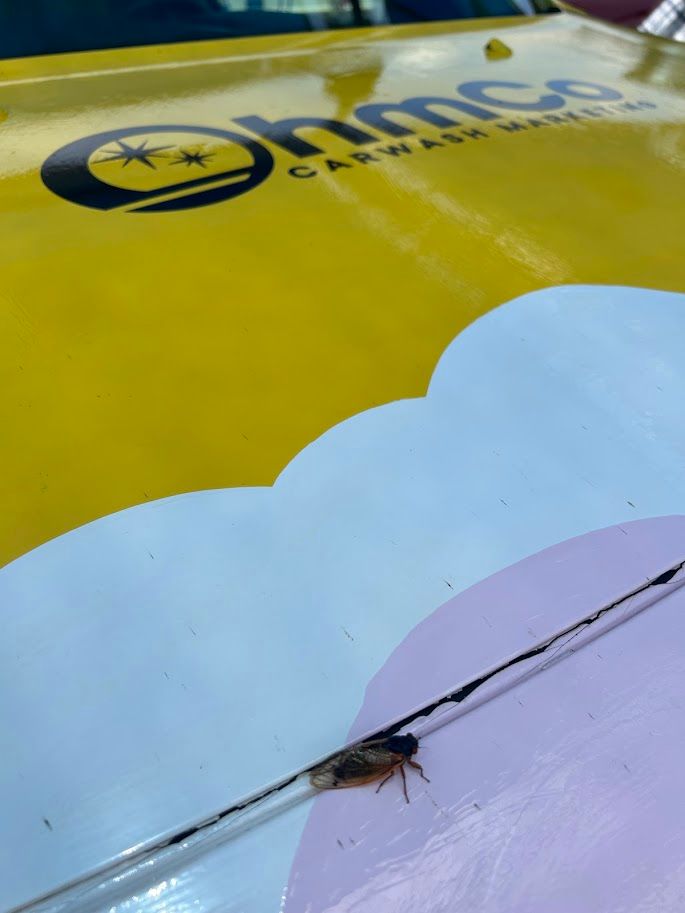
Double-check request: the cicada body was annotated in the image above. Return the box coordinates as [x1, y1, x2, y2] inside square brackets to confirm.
[309, 733, 429, 803]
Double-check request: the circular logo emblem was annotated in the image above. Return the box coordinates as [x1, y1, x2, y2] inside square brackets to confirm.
[41, 124, 274, 212]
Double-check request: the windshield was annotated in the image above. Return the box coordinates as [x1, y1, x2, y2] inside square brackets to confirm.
[0, 0, 541, 60]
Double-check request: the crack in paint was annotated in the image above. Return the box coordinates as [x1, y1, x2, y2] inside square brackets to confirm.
[370, 559, 685, 742]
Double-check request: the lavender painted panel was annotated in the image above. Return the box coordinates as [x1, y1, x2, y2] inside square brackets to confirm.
[287, 518, 685, 912]
[346, 515, 685, 740]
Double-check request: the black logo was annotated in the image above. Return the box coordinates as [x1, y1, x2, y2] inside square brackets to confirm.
[41, 124, 273, 213]
[41, 80, 631, 213]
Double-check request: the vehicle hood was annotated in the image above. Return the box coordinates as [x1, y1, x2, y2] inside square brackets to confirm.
[2, 13, 685, 913]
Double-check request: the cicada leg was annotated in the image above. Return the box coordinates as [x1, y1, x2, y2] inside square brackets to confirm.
[407, 759, 430, 783]
[375, 769, 395, 793]
[399, 764, 409, 803]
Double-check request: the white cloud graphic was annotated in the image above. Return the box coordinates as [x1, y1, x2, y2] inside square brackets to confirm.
[3, 284, 685, 911]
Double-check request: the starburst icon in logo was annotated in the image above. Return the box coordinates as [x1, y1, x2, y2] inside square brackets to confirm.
[44, 124, 275, 212]
[98, 139, 173, 168]
[170, 147, 215, 168]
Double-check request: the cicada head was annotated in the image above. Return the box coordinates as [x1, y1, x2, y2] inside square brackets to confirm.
[384, 733, 419, 757]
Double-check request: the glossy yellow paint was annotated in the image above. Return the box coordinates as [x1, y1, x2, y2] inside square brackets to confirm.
[0, 12, 684, 567]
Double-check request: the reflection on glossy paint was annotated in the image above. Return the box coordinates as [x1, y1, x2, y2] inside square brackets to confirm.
[0, 14, 684, 566]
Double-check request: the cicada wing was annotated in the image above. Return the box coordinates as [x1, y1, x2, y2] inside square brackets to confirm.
[309, 744, 400, 790]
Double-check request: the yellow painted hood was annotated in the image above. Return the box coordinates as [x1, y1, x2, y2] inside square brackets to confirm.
[1, 12, 684, 567]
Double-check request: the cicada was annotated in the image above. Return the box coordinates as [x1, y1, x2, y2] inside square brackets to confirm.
[309, 733, 429, 803]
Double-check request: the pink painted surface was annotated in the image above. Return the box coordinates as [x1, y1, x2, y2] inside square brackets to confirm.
[347, 516, 685, 741]
[570, 0, 657, 27]
[286, 517, 685, 912]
